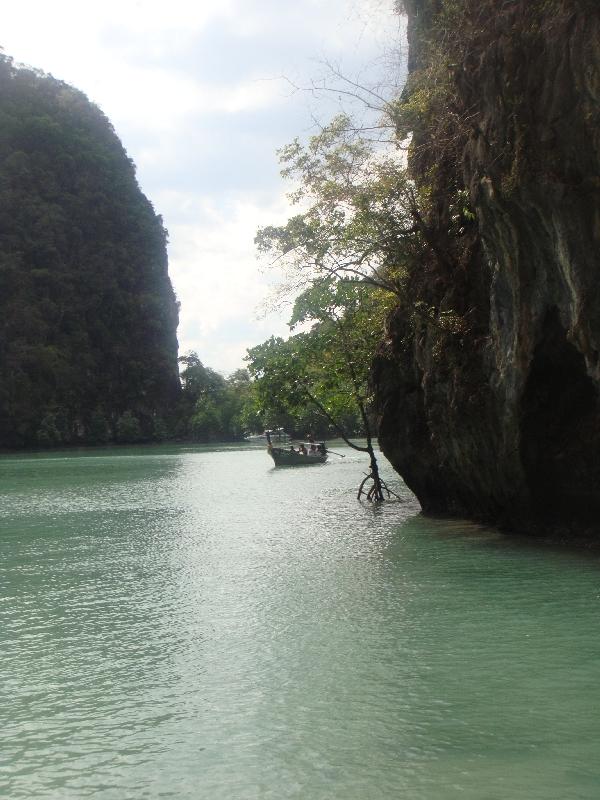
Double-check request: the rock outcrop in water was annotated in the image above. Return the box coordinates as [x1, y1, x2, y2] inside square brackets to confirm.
[374, 0, 600, 533]
[0, 54, 180, 447]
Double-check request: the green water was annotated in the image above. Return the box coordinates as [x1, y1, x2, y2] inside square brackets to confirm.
[1, 444, 600, 799]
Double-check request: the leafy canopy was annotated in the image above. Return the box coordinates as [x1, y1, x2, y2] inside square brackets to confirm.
[255, 114, 426, 299]
[247, 280, 393, 447]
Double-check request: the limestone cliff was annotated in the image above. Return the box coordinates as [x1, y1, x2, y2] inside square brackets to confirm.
[374, 0, 600, 533]
[0, 55, 180, 447]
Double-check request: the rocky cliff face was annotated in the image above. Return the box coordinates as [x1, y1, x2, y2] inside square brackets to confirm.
[0, 55, 180, 447]
[374, 0, 600, 534]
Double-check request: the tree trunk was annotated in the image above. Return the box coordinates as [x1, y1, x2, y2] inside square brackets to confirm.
[367, 446, 385, 501]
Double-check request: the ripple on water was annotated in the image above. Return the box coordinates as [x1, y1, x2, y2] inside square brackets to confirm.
[1, 445, 600, 799]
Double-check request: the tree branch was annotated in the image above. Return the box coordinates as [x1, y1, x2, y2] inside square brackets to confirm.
[302, 387, 369, 452]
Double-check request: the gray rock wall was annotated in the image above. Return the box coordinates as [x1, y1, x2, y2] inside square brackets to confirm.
[375, 0, 600, 534]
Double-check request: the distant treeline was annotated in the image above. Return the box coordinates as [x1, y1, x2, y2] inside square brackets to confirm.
[172, 352, 362, 446]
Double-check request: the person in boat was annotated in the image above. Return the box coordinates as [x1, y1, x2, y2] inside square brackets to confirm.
[289, 445, 296, 453]
[309, 444, 317, 455]
[317, 443, 326, 455]
[299, 443, 307, 455]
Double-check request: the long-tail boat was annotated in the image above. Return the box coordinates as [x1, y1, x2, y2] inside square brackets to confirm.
[265, 431, 327, 466]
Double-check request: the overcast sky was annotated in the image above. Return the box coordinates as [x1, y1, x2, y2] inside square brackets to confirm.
[2, 0, 407, 374]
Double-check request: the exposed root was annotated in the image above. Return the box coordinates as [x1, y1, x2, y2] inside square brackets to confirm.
[357, 471, 403, 502]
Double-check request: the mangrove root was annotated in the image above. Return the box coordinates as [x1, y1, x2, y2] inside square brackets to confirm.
[357, 471, 403, 503]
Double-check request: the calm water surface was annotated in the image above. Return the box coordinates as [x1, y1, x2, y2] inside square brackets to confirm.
[1, 444, 600, 799]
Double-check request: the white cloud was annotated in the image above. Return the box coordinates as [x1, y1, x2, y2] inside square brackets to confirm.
[2, 0, 406, 374]
[158, 190, 292, 371]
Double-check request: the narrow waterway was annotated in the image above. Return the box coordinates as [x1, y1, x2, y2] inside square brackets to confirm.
[1, 444, 599, 799]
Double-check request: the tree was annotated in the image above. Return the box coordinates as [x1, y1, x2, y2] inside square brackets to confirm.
[176, 355, 263, 442]
[176, 352, 223, 440]
[255, 113, 470, 364]
[179, 352, 226, 399]
[251, 115, 426, 501]
[247, 279, 398, 501]
[252, 101, 477, 502]
[255, 114, 433, 301]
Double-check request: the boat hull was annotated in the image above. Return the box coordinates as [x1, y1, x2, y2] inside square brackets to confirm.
[268, 447, 327, 466]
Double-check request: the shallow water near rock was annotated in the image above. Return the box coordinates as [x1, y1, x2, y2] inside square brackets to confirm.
[1, 443, 600, 799]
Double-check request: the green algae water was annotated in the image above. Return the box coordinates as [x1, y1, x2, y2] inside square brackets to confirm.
[2, 444, 600, 799]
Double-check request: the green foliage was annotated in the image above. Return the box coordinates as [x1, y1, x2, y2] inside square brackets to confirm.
[173, 354, 262, 442]
[189, 400, 222, 441]
[256, 109, 475, 347]
[0, 53, 180, 449]
[389, 0, 480, 212]
[151, 416, 169, 442]
[252, 91, 477, 449]
[116, 411, 143, 444]
[255, 115, 428, 298]
[247, 281, 393, 445]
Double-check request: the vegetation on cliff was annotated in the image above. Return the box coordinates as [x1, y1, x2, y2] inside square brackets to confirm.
[375, 0, 600, 533]
[0, 54, 180, 448]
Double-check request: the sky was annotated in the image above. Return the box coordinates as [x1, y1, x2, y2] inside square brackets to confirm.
[2, 0, 407, 375]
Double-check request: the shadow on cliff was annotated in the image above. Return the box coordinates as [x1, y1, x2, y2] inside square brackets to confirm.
[520, 308, 600, 528]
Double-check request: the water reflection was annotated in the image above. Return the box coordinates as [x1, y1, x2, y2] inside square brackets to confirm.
[1, 446, 600, 799]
